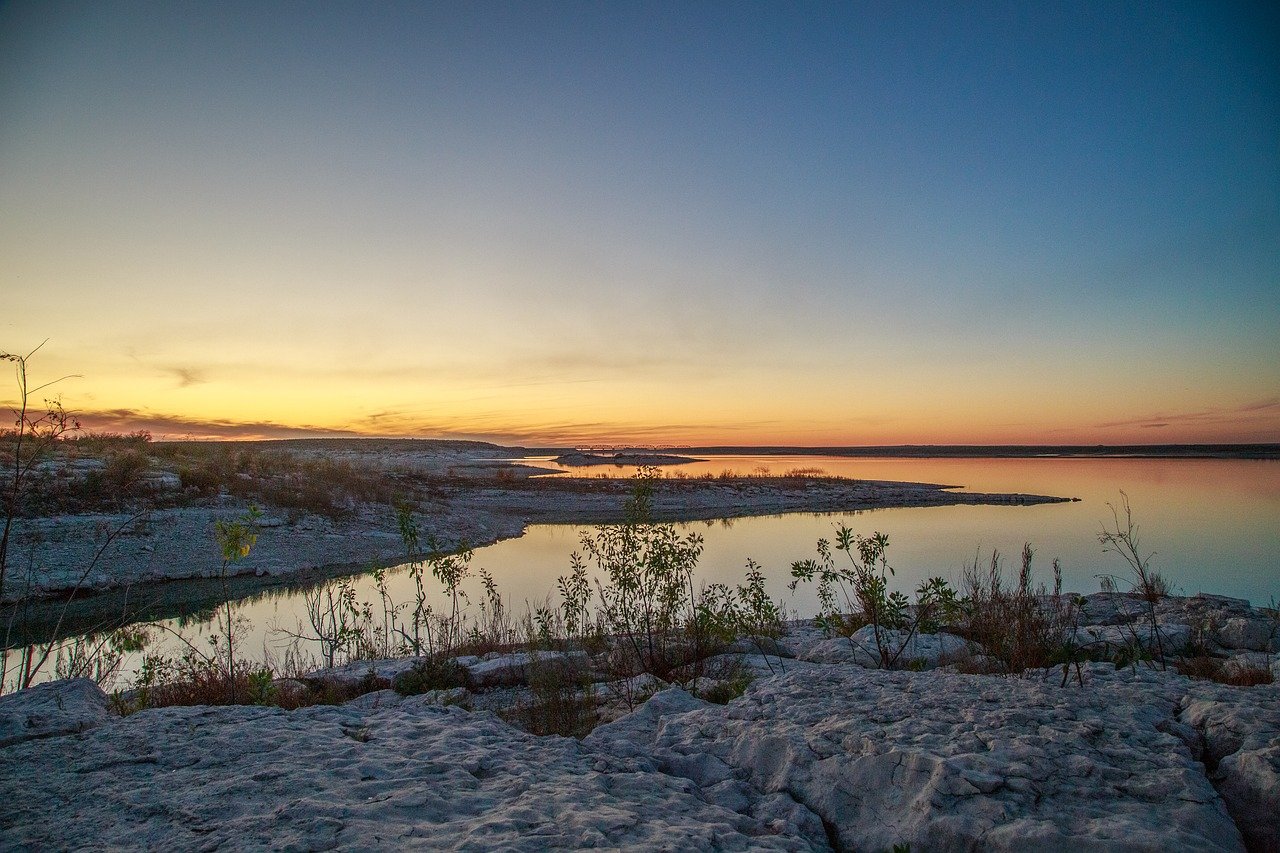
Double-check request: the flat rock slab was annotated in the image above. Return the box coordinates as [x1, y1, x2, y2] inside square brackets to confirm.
[640, 667, 1245, 852]
[0, 690, 818, 852]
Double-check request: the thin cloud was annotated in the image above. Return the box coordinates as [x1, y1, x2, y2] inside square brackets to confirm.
[166, 367, 208, 388]
[1097, 397, 1280, 430]
[75, 408, 363, 441]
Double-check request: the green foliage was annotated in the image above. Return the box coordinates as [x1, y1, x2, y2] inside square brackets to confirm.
[215, 506, 261, 564]
[558, 552, 593, 640]
[209, 505, 261, 704]
[694, 560, 785, 649]
[246, 667, 275, 705]
[575, 470, 707, 678]
[698, 672, 754, 704]
[551, 469, 786, 682]
[501, 647, 598, 738]
[790, 524, 956, 669]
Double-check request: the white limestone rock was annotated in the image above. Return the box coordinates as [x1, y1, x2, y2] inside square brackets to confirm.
[466, 650, 589, 688]
[800, 627, 973, 669]
[1073, 622, 1192, 656]
[1216, 616, 1278, 653]
[1078, 592, 1153, 625]
[0, 692, 819, 851]
[640, 667, 1244, 851]
[1180, 684, 1280, 852]
[723, 636, 794, 658]
[302, 656, 421, 689]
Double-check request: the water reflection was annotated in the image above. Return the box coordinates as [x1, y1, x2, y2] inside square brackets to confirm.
[8, 456, 1277, 689]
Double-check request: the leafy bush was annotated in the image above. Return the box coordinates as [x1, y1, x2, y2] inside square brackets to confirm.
[574, 471, 706, 679]
[789, 525, 957, 669]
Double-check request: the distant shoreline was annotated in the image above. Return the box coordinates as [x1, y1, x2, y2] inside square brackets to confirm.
[149, 437, 1280, 460]
[526, 443, 1280, 460]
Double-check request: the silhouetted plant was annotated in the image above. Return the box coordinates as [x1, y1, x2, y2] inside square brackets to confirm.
[1, 343, 79, 603]
[1097, 493, 1169, 669]
[1, 345, 154, 693]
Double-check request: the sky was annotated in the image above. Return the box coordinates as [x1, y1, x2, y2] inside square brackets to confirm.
[2, 1, 1277, 446]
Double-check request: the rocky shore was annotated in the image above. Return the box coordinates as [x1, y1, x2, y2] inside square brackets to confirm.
[2, 592, 1276, 851]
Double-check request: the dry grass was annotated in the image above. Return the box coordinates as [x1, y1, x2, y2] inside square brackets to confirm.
[955, 544, 1081, 676]
[498, 655, 598, 738]
[1174, 655, 1274, 687]
[119, 664, 391, 713]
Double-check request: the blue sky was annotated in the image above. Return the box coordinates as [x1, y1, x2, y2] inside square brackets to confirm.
[2, 2, 1277, 443]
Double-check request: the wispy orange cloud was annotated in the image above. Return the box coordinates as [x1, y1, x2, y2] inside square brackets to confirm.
[70, 405, 785, 446]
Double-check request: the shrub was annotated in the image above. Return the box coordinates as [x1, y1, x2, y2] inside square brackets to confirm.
[957, 544, 1082, 680]
[789, 525, 957, 669]
[392, 655, 470, 695]
[699, 672, 754, 704]
[1175, 655, 1274, 687]
[500, 649, 597, 737]
[575, 470, 707, 679]
[1097, 493, 1172, 669]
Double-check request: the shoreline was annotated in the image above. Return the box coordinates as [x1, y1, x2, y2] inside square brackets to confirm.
[3, 476, 1072, 643]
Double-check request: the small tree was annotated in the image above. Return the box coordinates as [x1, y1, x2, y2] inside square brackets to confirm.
[579, 469, 706, 678]
[213, 506, 260, 702]
[1, 343, 79, 603]
[1, 344, 148, 694]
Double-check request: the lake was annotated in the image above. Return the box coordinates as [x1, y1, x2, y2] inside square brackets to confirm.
[7, 455, 1278, 689]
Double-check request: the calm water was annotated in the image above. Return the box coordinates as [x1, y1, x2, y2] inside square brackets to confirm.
[8, 456, 1278, 688]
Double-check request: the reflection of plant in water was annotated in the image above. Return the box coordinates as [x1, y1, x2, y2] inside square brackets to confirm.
[281, 504, 487, 669]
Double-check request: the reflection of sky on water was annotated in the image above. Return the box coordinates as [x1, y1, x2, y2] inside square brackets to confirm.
[13, 457, 1277, 688]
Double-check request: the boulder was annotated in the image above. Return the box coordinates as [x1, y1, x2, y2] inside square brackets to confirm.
[1216, 617, 1278, 653]
[302, 657, 421, 690]
[800, 628, 973, 669]
[723, 636, 794, 658]
[0, 678, 116, 748]
[1073, 622, 1192, 657]
[465, 650, 588, 688]
[1180, 684, 1280, 853]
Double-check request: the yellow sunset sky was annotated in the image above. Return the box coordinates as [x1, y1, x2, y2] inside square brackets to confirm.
[3, 4, 1277, 446]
